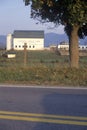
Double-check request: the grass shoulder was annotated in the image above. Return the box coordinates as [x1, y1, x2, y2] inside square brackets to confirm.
[0, 50, 87, 86]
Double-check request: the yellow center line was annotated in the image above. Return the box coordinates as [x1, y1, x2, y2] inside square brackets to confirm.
[0, 111, 87, 126]
[0, 111, 87, 121]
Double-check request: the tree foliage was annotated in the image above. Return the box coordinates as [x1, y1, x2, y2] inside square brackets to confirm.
[24, 0, 87, 38]
[24, 0, 87, 68]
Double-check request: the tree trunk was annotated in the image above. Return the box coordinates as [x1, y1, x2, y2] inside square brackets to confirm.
[69, 25, 79, 68]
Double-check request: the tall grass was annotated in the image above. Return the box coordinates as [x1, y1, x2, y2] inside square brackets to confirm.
[0, 50, 87, 86]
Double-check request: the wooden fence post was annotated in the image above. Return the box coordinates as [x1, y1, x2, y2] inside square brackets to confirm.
[24, 43, 27, 67]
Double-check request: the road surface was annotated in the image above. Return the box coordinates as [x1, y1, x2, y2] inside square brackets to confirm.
[0, 85, 87, 130]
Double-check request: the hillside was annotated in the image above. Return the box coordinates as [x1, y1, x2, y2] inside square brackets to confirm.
[0, 35, 6, 49]
[44, 33, 87, 47]
[44, 33, 68, 47]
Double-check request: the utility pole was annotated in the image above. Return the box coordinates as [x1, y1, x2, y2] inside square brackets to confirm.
[24, 43, 27, 67]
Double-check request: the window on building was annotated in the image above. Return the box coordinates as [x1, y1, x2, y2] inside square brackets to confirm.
[33, 45, 35, 48]
[82, 47, 84, 49]
[15, 45, 17, 48]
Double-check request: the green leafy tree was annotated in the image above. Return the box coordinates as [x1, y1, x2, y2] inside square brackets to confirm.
[24, 0, 87, 68]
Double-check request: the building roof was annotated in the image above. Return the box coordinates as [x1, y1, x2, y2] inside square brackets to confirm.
[13, 30, 44, 38]
[60, 41, 69, 45]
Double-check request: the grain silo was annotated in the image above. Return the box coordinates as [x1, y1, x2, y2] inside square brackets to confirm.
[6, 34, 13, 50]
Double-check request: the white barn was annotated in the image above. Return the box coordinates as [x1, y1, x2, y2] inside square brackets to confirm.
[6, 30, 44, 50]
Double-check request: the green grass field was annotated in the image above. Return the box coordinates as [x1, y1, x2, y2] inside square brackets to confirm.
[0, 50, 87, 86]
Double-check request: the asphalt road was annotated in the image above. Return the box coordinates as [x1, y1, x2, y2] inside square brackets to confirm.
[0, 85, 87, 130]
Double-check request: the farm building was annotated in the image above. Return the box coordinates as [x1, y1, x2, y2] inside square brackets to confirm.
[57, 41, 87, 51]
[79, 45, 87, 50]
[6, 30, 44, 50]
[57, 41, 69, 50]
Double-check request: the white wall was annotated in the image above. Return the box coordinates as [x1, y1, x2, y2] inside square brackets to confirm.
[79, 45, 87, 50]
[58, 44, 87, 51]
[58, 44, 69, 50]
[13, 38, 44, 50]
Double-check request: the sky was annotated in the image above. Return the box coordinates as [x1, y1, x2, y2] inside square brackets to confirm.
[0, 0, 65, 35]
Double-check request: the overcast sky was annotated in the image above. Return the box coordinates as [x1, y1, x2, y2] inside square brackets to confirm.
[0, 0, 65, 35]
